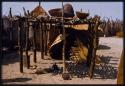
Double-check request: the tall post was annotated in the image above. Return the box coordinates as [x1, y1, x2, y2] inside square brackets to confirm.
[40, 21, 44, 59]
[23, 7, 27, 16]
[18, 19, 23, 73]
[62, 1, 66, 74]
[44, 22, 48, 55]
[89, 16, 100, 78]
[9, 8, 12, 18]
[41, 21, 44, 59]
[80, 8, 82, 12]
[9, 8, 13, 47]
[25, 19, 30, 69]
[42, 23, 45, 57]
[39, 1, 41, 7]
[61, 2, 70, 80]
[33, 21, 37, 63]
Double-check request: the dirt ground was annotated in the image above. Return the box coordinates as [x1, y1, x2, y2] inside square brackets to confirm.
[1, 37, 123, 84]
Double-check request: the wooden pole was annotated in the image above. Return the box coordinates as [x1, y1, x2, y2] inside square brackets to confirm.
[9, 8, 12, 18]
[61, 2, 70, 80]
[23, 7, 27, 16]
[27, 10, 30, 16]
[44, 22, 48, 55]
[39, 1, 41, 7]
[89, 16, 100, 78]
[47, 23, 50, 51]
[62, 1, 66, 74]
[40, 21, 44, 59]
[18, 19, 23, 73]
[117, 50, 123, 84]
[25, 19, 30, 69]
[33, 22, 37, 63]
[48, 21, 52, 47]
[42, 23, 45, 57]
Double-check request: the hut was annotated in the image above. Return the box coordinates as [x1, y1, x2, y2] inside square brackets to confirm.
[48, 3, 75, 18]
[30, 4, 48, 18]
[29, 4, 49, 51]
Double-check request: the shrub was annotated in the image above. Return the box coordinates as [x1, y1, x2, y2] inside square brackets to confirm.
[116, 31, 123, 37]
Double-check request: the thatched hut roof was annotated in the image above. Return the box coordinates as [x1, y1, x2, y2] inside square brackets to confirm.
[30, 5, 48, 17]
[48, 3, 75, 18]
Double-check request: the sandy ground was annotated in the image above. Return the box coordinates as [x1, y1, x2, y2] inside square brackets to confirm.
[1, 37, 123, 84]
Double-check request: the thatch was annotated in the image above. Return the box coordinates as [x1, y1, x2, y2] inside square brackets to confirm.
[63, 4, 74, 14]
[48, 3, 75, 18]
[48, 8, 62, 17]
[30, 5, 48, 17]
[76, 11, 89, 19]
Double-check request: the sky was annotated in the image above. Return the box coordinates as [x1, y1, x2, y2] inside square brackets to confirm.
[2, 2, 123, 21]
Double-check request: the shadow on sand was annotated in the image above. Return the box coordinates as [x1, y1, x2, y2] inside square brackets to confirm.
[1, 50, 119, 80]
[93, 55, 118, 79]
[1, 77, 32, 83]
[64, 55, 118, 79]
[2, 50, 20, 65]
[97, 44, 111, 50]
[32, 55, 118, 80]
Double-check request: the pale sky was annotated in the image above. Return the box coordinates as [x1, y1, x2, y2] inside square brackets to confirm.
[2, 2, 123, 20]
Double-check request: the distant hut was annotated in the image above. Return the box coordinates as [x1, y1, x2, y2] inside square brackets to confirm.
[30, 4, 48, 18]
[48, 3, 75, 18]
[29, 4, 49, 50]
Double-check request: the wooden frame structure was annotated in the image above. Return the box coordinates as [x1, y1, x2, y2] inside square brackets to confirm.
[15, 15, 101, 79]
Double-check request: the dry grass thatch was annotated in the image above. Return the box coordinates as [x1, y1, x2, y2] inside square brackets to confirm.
[116, 31, 123, 38]
[30, 6, 48, 17]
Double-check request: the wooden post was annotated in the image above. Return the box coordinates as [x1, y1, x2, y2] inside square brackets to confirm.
[18, 19, 23, 73]
[62, 1, 66, 74]
[89, 16, 100, 78]
[47, 23, 49, 55]
[9, 8, 13, 48]
[25, 19, 30, 69]
[48, 21, 52, 46]
[42, 22, 45, 58]
[33, 21, 37, 63]
[44, 22, 48, 55]
[40, 21, 44, 59]
[61, 2, 70, 80]
[23, 7, 27, 16]
[11, 20, 14, 49]
[39, 1, 41, 7]
[27, 10, 30, 16]
[9, 8, 12, 18]
[117, 50, 123, 84]
[47, 23, 51, 51]
[86, 22, 93, 67]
